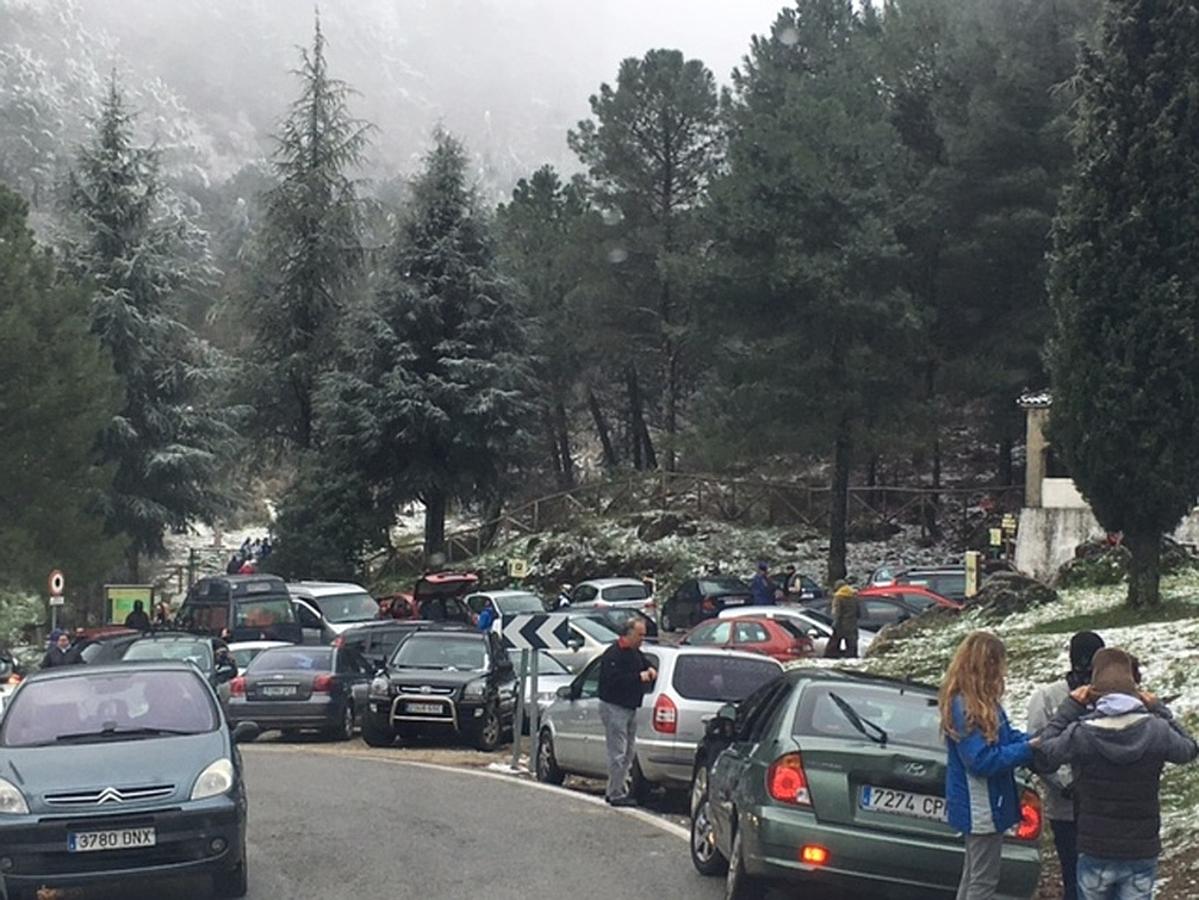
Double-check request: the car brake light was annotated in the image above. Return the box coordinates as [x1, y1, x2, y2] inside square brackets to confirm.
[652, 694, 678, 734]
[229, 677, 245, 696]
[800, 845, 829, 865]
[767, 752, 811, 806]
[1014, 788, 1042, 841]
[313, 674, 335, 693]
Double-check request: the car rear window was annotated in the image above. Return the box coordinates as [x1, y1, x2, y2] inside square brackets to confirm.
[123, 639, 214, 671]
[793, 683, 942, 751]
[313, 591, 379, 624]
[671, 654, 781, 703]
[699, 578, 751, 596]
[602, 584, 650, 602]
[235, 596, 297, 628]
[250, 648, 332, 671]
[2, 670, 217, 747]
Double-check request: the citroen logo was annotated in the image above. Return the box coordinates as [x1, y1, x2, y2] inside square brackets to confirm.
[97, 787, 124, 805]
[419, 685, 433, 695]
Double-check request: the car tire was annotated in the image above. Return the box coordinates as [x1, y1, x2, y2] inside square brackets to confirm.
[690, 764, 710, 817]
[213, 843, 249, 898]
[362, 714, 395, 747]
[691, 791, 728, 876]
[474, 704, 502, 752]
[327, 703, 354, 742]
[535, 729, 566, 785]
[725, 828, 767, 900]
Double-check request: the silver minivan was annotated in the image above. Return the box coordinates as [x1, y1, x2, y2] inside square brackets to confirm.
[535, 645, 782, 801]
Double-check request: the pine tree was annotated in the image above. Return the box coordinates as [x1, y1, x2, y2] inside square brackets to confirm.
[0, 185, 123, 596]
[319, 130, 536, 557]
[1047, 0, 1199, 607]
[246, 14, 371, 451]
[66, 77, 235, 578]
[710, 0, 917, 582]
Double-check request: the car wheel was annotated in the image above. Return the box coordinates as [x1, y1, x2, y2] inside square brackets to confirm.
[326, 703, 354, 742]
[213, 841, 249, 898]
[691, 792, 728, 876]
[623, 757, 650, 805]
[725, 828, 767, 900]
[690, 764, 710, 817]
[474, 704, 502, 752]
[362, 714, 394, 747]
[535, 729, 566, 785]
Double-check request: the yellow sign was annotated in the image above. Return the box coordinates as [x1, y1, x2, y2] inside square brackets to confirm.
[989, 528, 1004, 547]
[1002, 514, 1018, 535]
[105, 584, 153, 625]
[964, 552, 981, 599]
[507, 559, 529, 579]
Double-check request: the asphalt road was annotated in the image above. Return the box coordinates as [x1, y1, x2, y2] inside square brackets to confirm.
[47, 745, 725, 900]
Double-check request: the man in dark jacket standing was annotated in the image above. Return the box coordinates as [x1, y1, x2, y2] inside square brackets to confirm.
[597, 617, 657, 806]
[1035, 648, 1198, 900]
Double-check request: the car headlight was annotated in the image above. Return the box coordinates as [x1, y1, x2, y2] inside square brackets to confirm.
[0, 776, 28, 815]
[369, 676, 391, 698]
[191, 759, 235, 800]
[463, 679, 487, 699]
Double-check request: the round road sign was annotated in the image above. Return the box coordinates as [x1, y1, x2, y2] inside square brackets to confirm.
[48, 570, 65, 596]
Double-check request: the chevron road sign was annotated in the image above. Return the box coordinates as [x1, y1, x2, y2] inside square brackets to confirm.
[503, 613, 573, 651]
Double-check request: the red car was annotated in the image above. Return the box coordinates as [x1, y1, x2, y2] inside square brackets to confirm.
[680, 615, 816, 663]
[857, 583, 963, 612]
[380, 572, 479, 625]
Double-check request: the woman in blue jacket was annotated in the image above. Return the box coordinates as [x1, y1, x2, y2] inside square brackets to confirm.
[939, 631, 1034, 900]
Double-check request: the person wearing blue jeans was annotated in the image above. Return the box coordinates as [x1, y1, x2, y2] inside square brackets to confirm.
[1036, 649, 1198, 900]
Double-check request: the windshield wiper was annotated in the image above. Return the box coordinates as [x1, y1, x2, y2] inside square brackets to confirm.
[827, 692, 888, 746]
[53, 726, 195, 743]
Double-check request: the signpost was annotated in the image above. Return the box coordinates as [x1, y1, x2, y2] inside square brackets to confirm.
[507, 558, 529, 580]
[503, 613, 574, 773]
[48, 570, 65, 630]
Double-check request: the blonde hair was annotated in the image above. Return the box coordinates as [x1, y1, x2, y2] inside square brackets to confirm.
[939, 631, 1007, 744]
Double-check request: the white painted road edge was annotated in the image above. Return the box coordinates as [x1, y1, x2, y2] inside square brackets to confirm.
[244, 744, 691, 841]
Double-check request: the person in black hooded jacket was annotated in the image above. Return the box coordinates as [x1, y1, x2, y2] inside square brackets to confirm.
[1035, 648, 1198, 900]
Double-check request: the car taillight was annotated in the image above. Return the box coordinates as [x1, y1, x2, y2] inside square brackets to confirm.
[652, 694, 678, 734]
[313, 674, 335, 693]
[229, 677, 245, 696]
[800, 845, 829, 865]
[767, 752, 811, 806]
[1014, 788, 1042, 841]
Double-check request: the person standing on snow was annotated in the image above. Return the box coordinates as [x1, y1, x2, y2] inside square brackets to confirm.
[1027, 631, 1105, 900]
[749, 561, 774, 606]
[1035, 648, 1198, 900]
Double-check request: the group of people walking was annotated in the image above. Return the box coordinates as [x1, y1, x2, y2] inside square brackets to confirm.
[943, 630, 1196, 900]
[225, 536, 272, 575]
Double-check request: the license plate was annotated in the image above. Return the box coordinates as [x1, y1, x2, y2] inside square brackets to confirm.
[68, 827, 156, 853]
[860, 785, 947, 822]
[261, 685, 297, 697]
[404, 702, 444, 715]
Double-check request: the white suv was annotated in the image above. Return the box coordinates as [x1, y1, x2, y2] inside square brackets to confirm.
[288, 581, 381, 644]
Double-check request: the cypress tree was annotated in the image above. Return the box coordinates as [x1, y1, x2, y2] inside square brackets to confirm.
[1047, 0, 1199, 606]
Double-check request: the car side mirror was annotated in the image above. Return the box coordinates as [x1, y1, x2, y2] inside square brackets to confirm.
[232, 721, 260, 744]
[556, 685, 572, 700]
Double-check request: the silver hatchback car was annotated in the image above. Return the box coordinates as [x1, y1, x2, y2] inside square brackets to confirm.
[535, 645, 783, 801]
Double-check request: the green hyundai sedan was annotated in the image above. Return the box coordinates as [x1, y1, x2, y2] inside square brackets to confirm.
[689, 669, 1042, 899]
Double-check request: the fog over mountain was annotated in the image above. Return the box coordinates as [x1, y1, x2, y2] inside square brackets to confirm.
[34, 0, 786, 190]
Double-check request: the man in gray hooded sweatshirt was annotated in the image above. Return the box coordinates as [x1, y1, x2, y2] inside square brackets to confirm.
[1035, 648, 1198, 900]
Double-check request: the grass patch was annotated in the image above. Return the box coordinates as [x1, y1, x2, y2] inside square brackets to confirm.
[1027, 599, 1199, 635]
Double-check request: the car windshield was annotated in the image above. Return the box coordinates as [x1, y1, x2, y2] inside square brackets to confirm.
[570, 616, 619, 642]
[496, 594, 544, 614]
[249, 648, 332, 672]
[235, 596, 298, 628]
[794, 684, 942, 751]
[687, 621, 731, 644]
[313, 591, 379, 624]
[699, 578, 751, 596]
[672, 655, 780, 702]
[394, 636, 488, 672]
[123, 639, 213, 672]
[800, 607, 834, 627]
[1, 670, 218, 747]
[602, 584, 650, 602]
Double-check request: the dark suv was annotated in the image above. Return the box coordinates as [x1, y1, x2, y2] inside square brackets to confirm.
[362, 629, 517, 751]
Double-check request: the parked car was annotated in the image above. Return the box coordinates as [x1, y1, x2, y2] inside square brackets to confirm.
[680, 616, 816, 663]
[119, 632, 239, 689]
[0, 650, 21, 714]
[363, 629, 517, 751]
[336, 620, 456, 672]
[537, 646, 783, 802]
[178, 574, 302, 644]
[225, 644, 374, 741]
[857, 584, 963, 613]
[804, 593, 927, 632]
[688, 668, 1041, 898]
[385, 572, 478, 625]
[288, 581, 381, 644]
[553, 612, 623, 672]
[569, 577, 657, 620]
[0, 662, 256, 898]
[514, 649, 576, 733]
[465, 589, 547, 632]
[660, 577, 754, 632]
[867, 565, 967, 602]
[226, 640, 291, 672]
[716, 606, 875, 657]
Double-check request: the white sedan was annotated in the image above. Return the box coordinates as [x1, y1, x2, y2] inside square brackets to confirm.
[716, 605, 874, 656]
